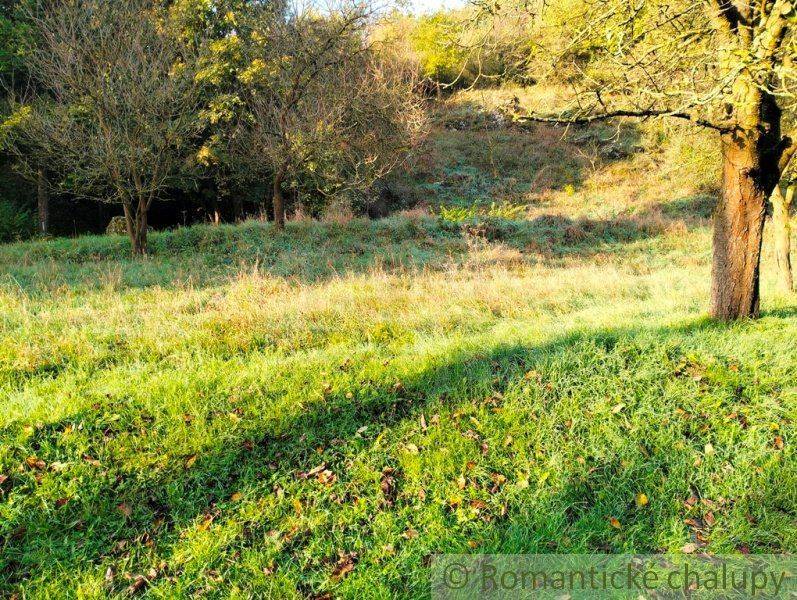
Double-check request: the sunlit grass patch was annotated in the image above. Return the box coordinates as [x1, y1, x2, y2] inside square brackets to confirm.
[0, 211, 794, 597]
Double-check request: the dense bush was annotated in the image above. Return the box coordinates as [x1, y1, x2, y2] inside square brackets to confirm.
[0, 197, 34, 242]
[374, 9, 535, 89]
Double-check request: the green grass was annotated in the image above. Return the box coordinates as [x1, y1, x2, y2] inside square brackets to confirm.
[0, 86, 795, 597]
[0, 213, 794, 598]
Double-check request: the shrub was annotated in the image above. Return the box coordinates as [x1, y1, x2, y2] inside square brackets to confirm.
[0, 198, 35, 242]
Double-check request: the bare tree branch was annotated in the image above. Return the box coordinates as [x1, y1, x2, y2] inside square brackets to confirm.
[513, 107, 733, 132]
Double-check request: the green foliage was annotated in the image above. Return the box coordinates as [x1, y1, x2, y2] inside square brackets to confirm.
[374, 9, 534, 88]
[0, 196, 33, 241]
[410, 13, 468, 85]
[439, 201, 528, 222]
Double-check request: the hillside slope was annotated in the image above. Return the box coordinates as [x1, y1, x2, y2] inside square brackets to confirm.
[0, 89, 795, 598]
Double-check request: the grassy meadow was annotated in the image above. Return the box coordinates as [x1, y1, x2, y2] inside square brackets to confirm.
[0, 90, 795, 598]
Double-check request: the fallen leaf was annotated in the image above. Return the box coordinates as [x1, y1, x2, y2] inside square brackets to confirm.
[609, 517, 621, 529]
[230, 492, 243, 502]
[704, 512, 716, 527]
[491, 473, 507, 486]
[704, 443, 715, 455]
[611, 403, 626, 414]
[456, 475, 466, 490]
[307, 464, 326, 477]
[403, 528, 418, 539]
[127, 575, 148, 594]
[184, 454, 197, 469]
[317, 469, 336, 485]
[331, 552, 357, 581]
[0, 474, 7, 485]
[420, 414, 427, 432]
[681, 543, 698, 554]
[197, 514, 214, 531]
[292, 498, 303, 515]
[774, 436, 784, 450]
[684, 518, 702, 530]
[117, 503, 132, 518]
[380, 468, 398, 506]
[25, 457, 45, 470]
[404, 443, 419, 455]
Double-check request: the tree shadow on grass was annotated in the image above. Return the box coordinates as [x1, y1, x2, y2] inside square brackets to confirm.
[1, 311, 793, 595]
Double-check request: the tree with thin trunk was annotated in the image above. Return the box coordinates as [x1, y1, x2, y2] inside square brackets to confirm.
[36, 164, 47, 235]
[507, 0, 796, 320]
[770, 142, 795, 291]
[7, 0, 204, 255]
[231, 0, 424, 228]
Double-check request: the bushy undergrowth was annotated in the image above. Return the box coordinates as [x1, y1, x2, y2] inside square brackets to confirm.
[0, 198, 35, 243]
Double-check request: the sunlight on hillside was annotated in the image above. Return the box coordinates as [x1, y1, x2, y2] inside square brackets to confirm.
[1, 69, 795, 595]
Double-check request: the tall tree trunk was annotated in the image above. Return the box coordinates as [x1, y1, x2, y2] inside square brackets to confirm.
[709, 96, 783, 320]
[37, 167, 49, 236]
[233, 196, 244, 223]
[771, 184, 793, 292]
[273, 170, 285, 230]
[212, 196, 221, 225]
[122, 199, 148, 256]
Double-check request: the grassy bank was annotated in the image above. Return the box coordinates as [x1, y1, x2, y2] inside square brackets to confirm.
[0, 211, 795, 597]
